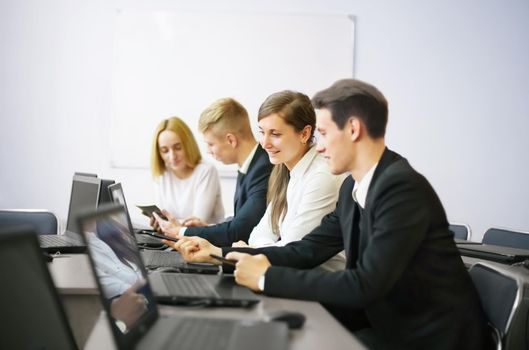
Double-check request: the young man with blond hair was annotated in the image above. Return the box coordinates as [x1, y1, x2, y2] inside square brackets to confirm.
[157, 98, 272, 246]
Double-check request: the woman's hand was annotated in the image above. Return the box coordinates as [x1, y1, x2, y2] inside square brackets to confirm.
[153, 210, 182, 238]
[231, 240, 249, 248]
[182, 216, 208, 227]
[110, 279, 148, 329]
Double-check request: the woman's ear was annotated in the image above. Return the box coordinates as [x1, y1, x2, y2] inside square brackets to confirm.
[300, 125, 312, 144]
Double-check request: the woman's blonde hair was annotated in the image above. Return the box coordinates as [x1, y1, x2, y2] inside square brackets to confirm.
[151, 117, 202, 177]
[257, 91, 315, 234]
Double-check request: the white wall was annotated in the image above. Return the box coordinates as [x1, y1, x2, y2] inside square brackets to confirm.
[1, 0, 528, 240]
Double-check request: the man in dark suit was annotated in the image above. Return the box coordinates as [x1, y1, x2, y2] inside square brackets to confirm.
[168, 80, 491, 349]
[156, 97, 272, 246]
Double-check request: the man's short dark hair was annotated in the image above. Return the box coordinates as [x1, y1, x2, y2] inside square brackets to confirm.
[312, 79, 388, 138]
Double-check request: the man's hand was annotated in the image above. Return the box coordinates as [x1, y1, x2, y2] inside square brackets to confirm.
[182, 216, 208, 227]
[163, 236, 222, 264]
[153, 210, 182, 238]
[225, 252, 271, 292]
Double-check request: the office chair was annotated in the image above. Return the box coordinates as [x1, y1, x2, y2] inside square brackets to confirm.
[483, 227, 529, 250]
[469, 262, 529, 350]
[0, 209, 59, 235]
[449, 222, 471, 241]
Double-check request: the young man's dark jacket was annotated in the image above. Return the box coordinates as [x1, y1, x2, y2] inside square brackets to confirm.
[186, 146, 272, 246]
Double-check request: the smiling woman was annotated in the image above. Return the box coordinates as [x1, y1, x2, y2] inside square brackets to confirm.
[150, 117, 225, 224]
[242, 91, 346, 270]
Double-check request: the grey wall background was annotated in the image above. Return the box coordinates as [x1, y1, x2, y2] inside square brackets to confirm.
[1, 0, 528, 240]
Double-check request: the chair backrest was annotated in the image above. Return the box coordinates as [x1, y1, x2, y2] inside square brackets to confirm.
[483, 228, 529, 250]
[469, 262, 528, 350]
[0, 209, 59, 235]
[449, 222, 471, 240]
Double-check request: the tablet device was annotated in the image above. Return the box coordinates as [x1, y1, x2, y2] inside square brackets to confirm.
[136, 205, 168, 220]
[147, 232, 179, 243]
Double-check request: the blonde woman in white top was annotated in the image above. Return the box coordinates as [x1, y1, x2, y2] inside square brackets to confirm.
[151, 117, 224, 225]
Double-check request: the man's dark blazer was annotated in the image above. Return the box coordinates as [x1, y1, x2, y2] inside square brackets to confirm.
[185, 145, 272, 247]
[224, 148, 490, 349]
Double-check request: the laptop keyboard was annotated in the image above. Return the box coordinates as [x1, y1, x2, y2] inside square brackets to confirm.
[161, 318, 237, 350]
[142, 251, 180, 267]
[38, 235, 73, 247]
[161, 274, 218, 297]
[135, 232, 164, 246]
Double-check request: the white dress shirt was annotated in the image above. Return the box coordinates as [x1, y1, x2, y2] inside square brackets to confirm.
[249, 146, 346, 247]
[154, 161, 225, 224]
[239, 143, 258, 175]
[352, 162, 378, 208]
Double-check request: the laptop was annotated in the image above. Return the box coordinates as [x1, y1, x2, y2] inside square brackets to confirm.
[38, 173, 101, 253]
[73, 172, 115, 205]
[99, 178, 116, 205]
[108, 183, 218, 274]
[454, 238, 481, 245]
[0, 227, 78, 349]
[108, 182, 165, 248]
[457, 242, 529, 264]
[78, 204, 259, 307]
[77, 204, 286, 350]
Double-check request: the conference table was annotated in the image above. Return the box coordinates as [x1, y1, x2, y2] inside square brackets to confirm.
[47, 253, 366, 350]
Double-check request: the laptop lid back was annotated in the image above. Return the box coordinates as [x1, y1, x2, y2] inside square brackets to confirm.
[77, 204, 159, 349]
[66, 174, 101, 233]
[0, 228, 78, 349]
[108, 182, 129, 212]
[458, 243, 529, 264]
[99, 178, 116, 205]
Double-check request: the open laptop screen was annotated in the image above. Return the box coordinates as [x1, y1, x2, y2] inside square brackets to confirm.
[108, 182, 130, 213]
[108, 182, 137, 232]
[65, 174, 101, 233]
[78, 204, 158, 348]
[0, 228, 78, 349]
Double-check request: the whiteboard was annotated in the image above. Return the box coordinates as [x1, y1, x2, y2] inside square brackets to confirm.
[110, 10, 355, 174]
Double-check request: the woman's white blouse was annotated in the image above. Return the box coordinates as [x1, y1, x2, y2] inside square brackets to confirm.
[154, 161, 225, 224]
[87, 232, 143, 298]
[248, 146, 346, 247]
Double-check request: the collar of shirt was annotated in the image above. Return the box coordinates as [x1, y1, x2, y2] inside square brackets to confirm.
[238, 143, 258, 175]
[290, 145, 318, 179]
[352, 162, 378, 208]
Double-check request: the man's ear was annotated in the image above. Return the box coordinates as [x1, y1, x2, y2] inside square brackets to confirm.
[349, 117, 361, 142]
[226, 133, 238, 148]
